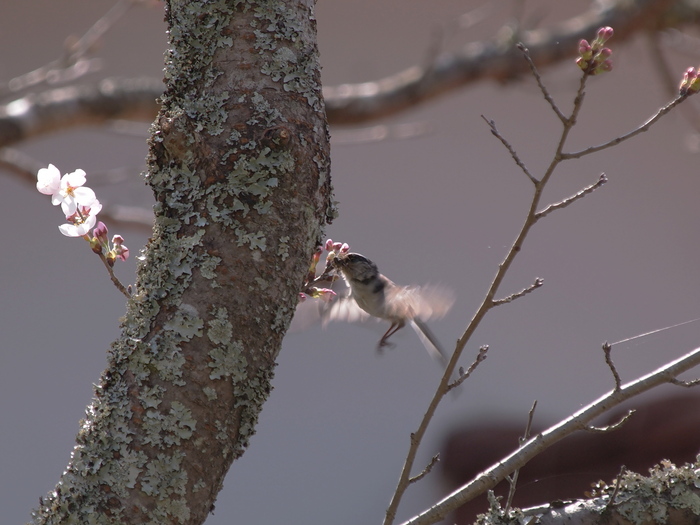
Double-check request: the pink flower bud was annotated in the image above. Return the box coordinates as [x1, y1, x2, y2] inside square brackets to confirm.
[597, 26, 614, 42]
[298, 292, 307, 303]
[340, 243, 350, 253]
[115, 245, 129, 262]
[325, 239, 334, 251]
[93, 221, 108, 243]
[578, 39, 592, 59]
[596, 47, 612, 59]
[332, 242, 343, 252]
[679, 67, 698, 95]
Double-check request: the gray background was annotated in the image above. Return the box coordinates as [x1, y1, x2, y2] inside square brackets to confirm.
[1, 1, 699, 524]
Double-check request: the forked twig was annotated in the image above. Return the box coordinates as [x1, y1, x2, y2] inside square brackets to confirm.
[408, 454, 440, 484]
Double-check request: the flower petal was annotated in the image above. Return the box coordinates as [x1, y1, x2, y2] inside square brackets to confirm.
[36, 164, 61, 195]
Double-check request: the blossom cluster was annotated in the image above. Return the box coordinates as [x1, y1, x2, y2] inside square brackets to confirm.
[679, 66, 700, 96]
[36, 164, 129, 264]
[577, 26, 614, 75]
[298, 239, 349, 303]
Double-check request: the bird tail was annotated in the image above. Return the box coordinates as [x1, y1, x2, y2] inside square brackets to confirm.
[409, 318, 447, 365]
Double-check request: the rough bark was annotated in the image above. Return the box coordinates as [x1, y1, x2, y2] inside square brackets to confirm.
[31, 1, 333, 524]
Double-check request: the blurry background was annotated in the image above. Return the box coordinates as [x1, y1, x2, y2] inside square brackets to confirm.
[1, 1, 699, 524]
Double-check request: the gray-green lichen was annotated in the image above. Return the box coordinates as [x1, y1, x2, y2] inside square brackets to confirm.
[612, 460, 700, 524]
[207, 307, 233, 345]
[208, 340, 247, 381]
[143, 402, 196, 447]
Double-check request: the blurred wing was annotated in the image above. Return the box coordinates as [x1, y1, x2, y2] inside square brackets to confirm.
[391, 284, 455, 321]
[323, 295, 370, 325]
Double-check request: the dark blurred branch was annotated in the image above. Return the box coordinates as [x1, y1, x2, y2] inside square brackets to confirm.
[324, 0, 682, 124]
[0, 0, 695, 143]
[0, 78, 161, 148]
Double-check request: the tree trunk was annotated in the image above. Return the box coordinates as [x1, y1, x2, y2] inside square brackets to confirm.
[32, 1, 333, 523]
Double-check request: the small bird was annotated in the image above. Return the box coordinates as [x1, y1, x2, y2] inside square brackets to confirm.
[326, 252, 454, 363]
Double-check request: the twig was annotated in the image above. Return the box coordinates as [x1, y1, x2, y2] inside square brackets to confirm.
[644, 30, 700, 134]
[534, 174, 608, 220]
[605, 465, 627, 511]
[561, 95, 688, 159]
[517, 43, 567, 123]
[669, 377, 700, 388]
[97, 252, 131, 299]
[1, 0, 137, 98]
[492, 278, 544, 306]
[447, 346, 488, 392]
[602, 342, 622, 391]
[586, 409, 634, 432]
[481, 115, 537, 184]
[408, 454, 440, 484]
[504, 400, 538, 515]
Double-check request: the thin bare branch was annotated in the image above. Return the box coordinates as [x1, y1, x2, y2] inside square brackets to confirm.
[408, 454, 440, 485]
[481, 115, 537, 184]
[401, 346, 700, 525]
[517, 43, 567, 123]
[561, 94, 688, 159]
[670, 377, 700, 388]
[492, 278, 544, 306]
[605, 465, 627, 511]
[586, 409, 634, 432]
[535, 174, 608, 220]
[447, 346, 489, 392]
[96, 251, 131, 299]
[602, 342, 623, 391]
[504, 400, 538, 514]
[1, 0, 138, 98]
